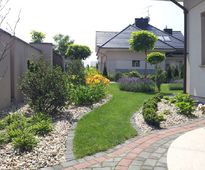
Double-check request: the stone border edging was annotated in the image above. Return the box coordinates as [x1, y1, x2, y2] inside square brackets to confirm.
[66, 95, 113, 161]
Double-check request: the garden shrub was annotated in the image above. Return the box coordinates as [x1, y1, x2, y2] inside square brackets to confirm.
[29, 113, 53, 136]
[66, 59, 85, 85]
[0, 119, 6, 130]
[123, 71, 142, 78]
[175, 102, 194, 116]
[170, 94, 195, 116]
[19, 60, 69, 115]
[143, 108, 164, 127]
[142, 94, 164, 127]
[0, 131, 9, 145]
[114, 72, 123, 81]
[169, 83, 183, 90]
[118, 77, 155, 93]
[71, 84, 106, 105]
[12, 130, 37, 152]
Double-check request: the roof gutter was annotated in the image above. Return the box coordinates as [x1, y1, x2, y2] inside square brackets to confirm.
[169, 0, 188, 93]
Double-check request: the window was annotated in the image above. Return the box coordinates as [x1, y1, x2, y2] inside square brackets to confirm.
[158, 36, 164, 41]
[201, 12, 205, 65]
[164, 36, 171, 42]
[158, 35, 171, 42]
[132, 60, 140, 67]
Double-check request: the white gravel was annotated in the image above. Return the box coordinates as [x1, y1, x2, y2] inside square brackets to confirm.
[134, 99, 205, 135]
[0, 95, 112, 170]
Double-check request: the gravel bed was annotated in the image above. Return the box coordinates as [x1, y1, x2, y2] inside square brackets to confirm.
[0, 95, 112, 170]
[134, 99, 205, 135]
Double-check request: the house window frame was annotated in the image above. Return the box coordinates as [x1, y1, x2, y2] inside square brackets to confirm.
[132, 60, 140, 67]
[201, 11, 205, 65]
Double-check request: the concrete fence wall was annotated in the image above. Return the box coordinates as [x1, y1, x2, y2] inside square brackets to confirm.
[0, 29, 56, 110]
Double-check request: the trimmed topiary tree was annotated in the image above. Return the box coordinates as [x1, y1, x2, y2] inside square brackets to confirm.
[147, 52, 166, 92]
[129, 30, 158, 77]
[66, 44, 91, 60]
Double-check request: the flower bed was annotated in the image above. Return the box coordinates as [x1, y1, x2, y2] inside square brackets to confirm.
[134, 94, 205, 134]
[0, 96, 111, 169]
[118, 77, 155, 92]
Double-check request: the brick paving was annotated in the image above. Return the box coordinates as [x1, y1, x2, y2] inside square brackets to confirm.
[41, 118, 205, 170]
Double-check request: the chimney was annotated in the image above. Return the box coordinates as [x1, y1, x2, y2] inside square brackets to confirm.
[135, 17, 150, 29]
[164, 28, 173, 35]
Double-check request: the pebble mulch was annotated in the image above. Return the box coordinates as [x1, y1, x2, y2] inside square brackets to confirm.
[0, 95, 112, 170]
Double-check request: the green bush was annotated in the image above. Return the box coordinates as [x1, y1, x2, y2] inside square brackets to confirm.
[170, 94, 195, 116]
[169, 83, 183, 90]
[142, 94, 164, 127]
[114, 72, 123, 81]
[29, 120, 53, 136]
[0, 131, 9, 145]
[12, 130, 37, 152]
[66, 59, 85, 85]
[123, 71, 142, 78]
[143, 108, 164, 127]
[71, 84, 106, 105]
[19, 60, 69, 115]
[27, 113, 53, 136]
[176, 102, 194, 116]
[0, 120, 6, 130]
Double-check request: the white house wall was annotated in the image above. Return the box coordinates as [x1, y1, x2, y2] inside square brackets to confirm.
[185, 0, 205, 98]
[98, 49, 166, 74]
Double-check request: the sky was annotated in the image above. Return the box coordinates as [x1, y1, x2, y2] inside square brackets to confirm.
[2, 0, 184, 65]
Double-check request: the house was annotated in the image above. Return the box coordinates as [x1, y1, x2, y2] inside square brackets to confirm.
[160, 0, 205, 100]
[96, 17, 184, 75]
[0, 29, 65, 110]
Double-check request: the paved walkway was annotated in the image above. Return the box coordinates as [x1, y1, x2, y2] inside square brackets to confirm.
[42, 118, 205, 170]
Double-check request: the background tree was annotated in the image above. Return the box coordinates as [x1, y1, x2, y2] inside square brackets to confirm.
[129, 30, 158, 77]
[66, 44, 91, 60]
[53, 34, 74, 57]
[30, 30, 45, 43]
[147, 52, 166, 92]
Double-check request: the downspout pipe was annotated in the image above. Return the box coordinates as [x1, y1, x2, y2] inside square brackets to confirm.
[169, 0, 188, 93]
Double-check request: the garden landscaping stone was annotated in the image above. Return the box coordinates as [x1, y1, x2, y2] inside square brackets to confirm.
[0, 96, 112, 170]
[133, 99, 205, 135]
[42, 118, 205, 170]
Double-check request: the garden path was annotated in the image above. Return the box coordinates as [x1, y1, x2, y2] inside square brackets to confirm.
[42, 118, 205, 170]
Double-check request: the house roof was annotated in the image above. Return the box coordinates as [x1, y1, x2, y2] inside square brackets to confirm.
[96, 22, 184, 53]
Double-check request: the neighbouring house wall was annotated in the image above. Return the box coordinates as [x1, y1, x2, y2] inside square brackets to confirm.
[184, 0, 204, 10]
[53, 53, 65, 70]
[0, 31, 11, 109]
[98, 49, 166, 75]
[30, 43, 53, 66]
[12, 39, 42, 102]
[185, 0, 205, 98]
[165, 55, 184, 68]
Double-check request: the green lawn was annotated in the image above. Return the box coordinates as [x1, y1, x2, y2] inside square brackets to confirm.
[73, 83, 182, 158]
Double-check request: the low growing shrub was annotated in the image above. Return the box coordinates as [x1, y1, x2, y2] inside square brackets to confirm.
[142, 94, 164, 127]
[143, 108, 164, 127]
[0, 131, 9, 145]
[170, 94, 195, 116]
[118, 78, 155, 93]
[29, 113, 53, 136]
[0, 120, 6, 130]
[12, 130, 37, 152]
[169, 83, 183, 90]
[123, 71, 142, 78]
[71, 84, 106, 105]
[176, 102, 194, 116]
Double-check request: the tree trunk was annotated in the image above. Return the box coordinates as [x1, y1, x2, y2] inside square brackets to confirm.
[144, 51, 148, 78]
